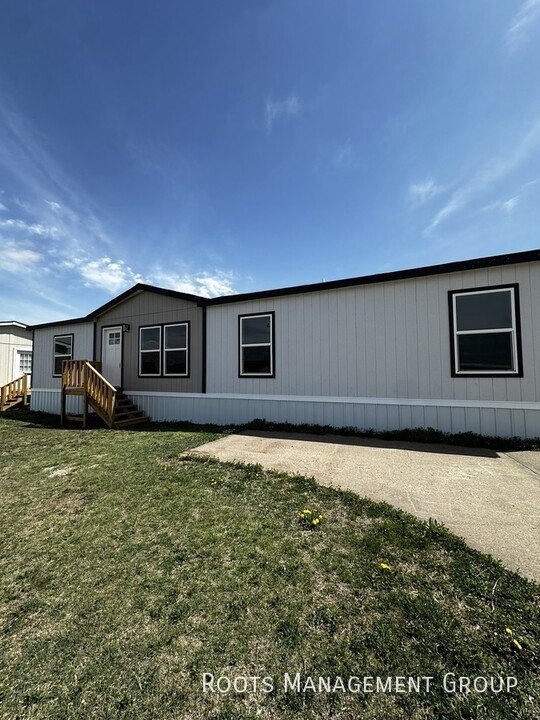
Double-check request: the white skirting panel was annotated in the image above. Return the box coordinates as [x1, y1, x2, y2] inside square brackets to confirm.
[30, 389, 84, 416]
[126, 391, 540, 439]
[29, 389, 540, 438]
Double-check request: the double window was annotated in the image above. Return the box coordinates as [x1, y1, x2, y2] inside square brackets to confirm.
[53, 335, 73, 376]
[449, 285, 522, 376]
[239, 312, 274, 377]
[139, 323, 189, 377]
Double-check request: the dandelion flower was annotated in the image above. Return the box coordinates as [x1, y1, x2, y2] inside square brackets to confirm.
[512, 639, 523, 651]
[379, 563, 392, 571]
[505, 628, 513, 635]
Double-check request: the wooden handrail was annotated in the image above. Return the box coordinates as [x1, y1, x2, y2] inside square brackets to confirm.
[61, 360, 116, 427]
[0, 374, 30, 411]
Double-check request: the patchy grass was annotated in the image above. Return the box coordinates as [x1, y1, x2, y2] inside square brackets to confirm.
[0, 411, 538, 720]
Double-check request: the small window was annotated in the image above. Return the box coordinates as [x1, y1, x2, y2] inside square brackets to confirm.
[139, 326, 161, 376]
[108, 331, 121, 346]
[239, 313, 274, 377]
[18, 351, 32, 373]
[164, 323, 189, 376]
[53, 335, 73, 376]
[450, 285, 521, 376]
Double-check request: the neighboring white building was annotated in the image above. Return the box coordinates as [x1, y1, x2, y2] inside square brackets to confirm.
[0, 322, 33, 387]
[29, 249, 540, 438]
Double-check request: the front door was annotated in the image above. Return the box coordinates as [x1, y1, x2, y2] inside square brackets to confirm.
[102, 327, 122, 387]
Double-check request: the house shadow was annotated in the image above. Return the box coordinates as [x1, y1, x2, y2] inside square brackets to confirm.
[235, 429, 502, 459]
[1, 407, 512, 459]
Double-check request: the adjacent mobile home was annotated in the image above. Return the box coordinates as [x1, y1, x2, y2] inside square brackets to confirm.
[30, 249, 540, 438]
[0, 321, 33, 386]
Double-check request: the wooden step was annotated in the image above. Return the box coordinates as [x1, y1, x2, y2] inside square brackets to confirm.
[114, 415, 150, 428]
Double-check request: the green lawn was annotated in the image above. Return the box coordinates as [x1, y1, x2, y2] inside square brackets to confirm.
[0, 411, 538, 720]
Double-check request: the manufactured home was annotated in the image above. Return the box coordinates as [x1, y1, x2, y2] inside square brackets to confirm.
[0, 321, 32, 386]
[30, 249, 540, 438]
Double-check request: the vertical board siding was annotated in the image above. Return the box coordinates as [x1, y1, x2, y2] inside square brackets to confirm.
[206, 262, 540, 403]
[32, 323, 94, 390]
[95, 291, 203, 392]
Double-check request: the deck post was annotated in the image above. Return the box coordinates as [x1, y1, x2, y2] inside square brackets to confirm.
[82, 363, 88, 429]
[0, 386, 5, 412]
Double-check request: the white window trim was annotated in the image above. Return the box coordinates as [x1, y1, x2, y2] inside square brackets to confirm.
[163, 323, 189, 377]
[53, 334, 73, 377]
[139, 326, 161, 377]
[239, 313, 274, 377]
[452, 287, 519, 376]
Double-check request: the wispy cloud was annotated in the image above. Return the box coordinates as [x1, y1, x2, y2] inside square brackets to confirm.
[0, 202, 7, 212]
[46, 200, 62, 213]
[0, 238, 42, 273]
[408, 178, 440, 206]
[265, 94, 301, 131]
[332, 140, 353, 167]
[424, 120, 540, 234]
[0, 218, 59, 237]
[148, 269, 236, 298]
[506, 0, 540, 52]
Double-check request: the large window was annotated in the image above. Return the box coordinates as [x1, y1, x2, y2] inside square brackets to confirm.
[239, 312, 274, 377]
[139, 326, 161, 376]
[164, 323, 189, 376]
[449, 285, 522, 376]
[53, 335, 73, 376]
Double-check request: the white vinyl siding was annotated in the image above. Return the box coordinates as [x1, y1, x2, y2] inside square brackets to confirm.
[206, 261, 540, 403]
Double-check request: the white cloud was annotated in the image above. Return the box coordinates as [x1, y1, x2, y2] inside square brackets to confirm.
[0, 238, 41, 273]
[506, 0, 540, 52]
[265, 94, 301, 131]
[424, 120, 540, 234]
[46, 200, 62, 213]
[408, 178, 440, 206]
[0, 202, 7, 212]
[0, 218, 59, 237]
[65, 256, 143, 293]
[502, 196, 518, 212]
[148, 270, 236, 298]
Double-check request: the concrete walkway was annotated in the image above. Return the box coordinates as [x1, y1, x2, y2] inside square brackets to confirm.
[188, 431, 540, 582]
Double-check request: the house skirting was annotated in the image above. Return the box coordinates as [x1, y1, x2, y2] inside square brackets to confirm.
[29, 389, 540, 439]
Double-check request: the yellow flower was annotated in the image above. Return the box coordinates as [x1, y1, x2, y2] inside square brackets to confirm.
[379, 563, 392, 571]
[505, 627, 513, 635]
[313, 518, 320, 525]
[512, 639, 523, 651]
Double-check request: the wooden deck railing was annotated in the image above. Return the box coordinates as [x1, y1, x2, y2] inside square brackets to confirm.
[61, 360, 116, 428]
[0, 374, 29, 411]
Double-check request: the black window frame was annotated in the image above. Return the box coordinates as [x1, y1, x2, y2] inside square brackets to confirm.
[163, 322, 189, 377]
[52, 334, 74, 377]
[448, 283, 523, 378]
[137, 321, 191, 378]
[238, 311, 275, 378]
[138, 325, 162, 377]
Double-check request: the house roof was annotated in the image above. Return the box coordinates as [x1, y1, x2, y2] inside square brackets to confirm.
[0, 320, 29, 329]
[205, 248, 540, 305]
[30, 283, 208, 330]
[29, 247, 540, 329]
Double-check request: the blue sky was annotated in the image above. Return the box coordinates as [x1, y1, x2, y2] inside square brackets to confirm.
[1, 1, 539, 324]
